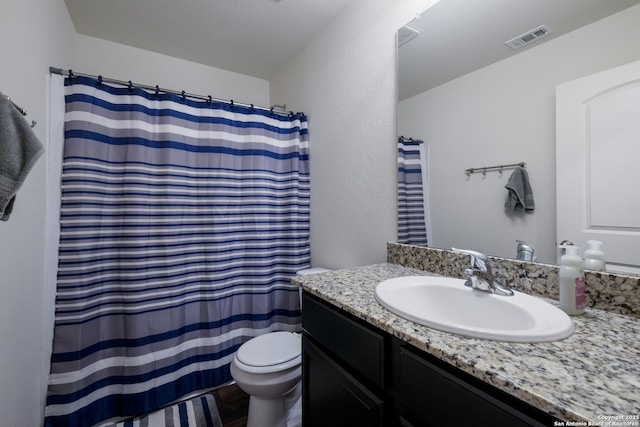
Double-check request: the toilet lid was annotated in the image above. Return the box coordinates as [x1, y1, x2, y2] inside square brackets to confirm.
[237, 331, 301, 367]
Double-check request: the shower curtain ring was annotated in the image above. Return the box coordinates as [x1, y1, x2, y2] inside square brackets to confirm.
[128, 81, 133, 91]
[155, 85, 160, 96]
[97, 75, 103, 85]
[207, 95, 212, 104]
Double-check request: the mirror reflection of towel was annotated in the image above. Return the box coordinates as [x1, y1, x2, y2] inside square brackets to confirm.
[0, 92, 44, 221]
[505, 167, 534, 211]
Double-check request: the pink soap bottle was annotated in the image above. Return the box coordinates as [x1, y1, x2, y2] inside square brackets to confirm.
[559, 245, 585, 315]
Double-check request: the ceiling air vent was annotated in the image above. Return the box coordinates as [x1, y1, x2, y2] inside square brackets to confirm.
[505, 25, 553, 50]
[398, 25, 419, 48]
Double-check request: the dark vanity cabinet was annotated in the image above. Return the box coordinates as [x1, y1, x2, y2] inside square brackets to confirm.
[301, 291, 559, 427]
[301, 291, 386, 426]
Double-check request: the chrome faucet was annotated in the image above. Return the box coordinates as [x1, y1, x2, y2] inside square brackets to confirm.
[452, 248, 514, 296]
[516, 240, 534, 261]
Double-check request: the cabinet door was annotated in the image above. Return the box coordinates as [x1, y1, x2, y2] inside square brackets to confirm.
[302, 292, 385, 390]
[302, 335, 384, 427]
[397, 345, 552, 427]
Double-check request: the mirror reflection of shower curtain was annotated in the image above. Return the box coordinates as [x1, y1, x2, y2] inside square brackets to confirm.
[397, 137, 431, 246]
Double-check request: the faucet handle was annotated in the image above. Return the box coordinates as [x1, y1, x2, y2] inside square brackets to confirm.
[452, 248, 488, 271]
[462, 268, 475, 276]
[453, 248, 513, 296]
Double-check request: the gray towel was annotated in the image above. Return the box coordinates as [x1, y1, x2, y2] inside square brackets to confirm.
[505, 167, 534, 211]
[0, 92, 44, 221]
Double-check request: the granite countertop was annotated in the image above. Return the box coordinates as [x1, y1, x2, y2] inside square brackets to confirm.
[294, 263, 640, 423]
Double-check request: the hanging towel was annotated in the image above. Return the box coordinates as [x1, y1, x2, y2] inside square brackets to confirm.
[0, 92, 43, 221]
[505, 166, 534, 211]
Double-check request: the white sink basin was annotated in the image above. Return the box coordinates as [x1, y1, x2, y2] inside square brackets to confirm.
[375, 276, 574, 342]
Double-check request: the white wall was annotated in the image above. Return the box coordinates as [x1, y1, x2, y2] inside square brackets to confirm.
[75, 34, 270, 107]
[399, 4, 640, 264]
[270, 0, 439, 269]
[0, 1, 76, 426]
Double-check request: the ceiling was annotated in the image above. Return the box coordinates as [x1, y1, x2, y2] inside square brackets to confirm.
[64, 0, 353, 81]
[64, 0, 640, 96]
[399, 0, 640, 100]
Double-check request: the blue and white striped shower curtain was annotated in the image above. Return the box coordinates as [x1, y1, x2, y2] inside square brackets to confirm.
[44, 76, 310, 427]
[397, 137, 429, 246]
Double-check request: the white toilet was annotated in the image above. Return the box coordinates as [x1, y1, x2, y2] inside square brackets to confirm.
[230, 268, 330, 427]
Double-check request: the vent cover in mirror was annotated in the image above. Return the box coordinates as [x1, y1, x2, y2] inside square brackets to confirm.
[505, 25, 553, 49]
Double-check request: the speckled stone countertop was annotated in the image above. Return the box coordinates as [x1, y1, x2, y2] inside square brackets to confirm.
[293, 263, 640, 423]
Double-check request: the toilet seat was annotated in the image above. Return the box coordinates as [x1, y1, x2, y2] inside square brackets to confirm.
[234, 331, 301, 374]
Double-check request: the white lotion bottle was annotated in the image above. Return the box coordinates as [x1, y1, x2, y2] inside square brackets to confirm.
[584, 239, 606, 271]
[559, 245, 585, 315]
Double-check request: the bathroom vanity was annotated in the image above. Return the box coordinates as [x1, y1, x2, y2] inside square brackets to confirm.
[295, 262, 640, 426]
[302, 290, 556, 426]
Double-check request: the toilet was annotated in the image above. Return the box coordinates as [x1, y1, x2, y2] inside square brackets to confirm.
[230, 268, 330, 427]
[230, 331, 302, 427]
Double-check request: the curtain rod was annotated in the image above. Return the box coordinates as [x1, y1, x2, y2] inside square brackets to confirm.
[49, 66, 294, 116]
[465, 162, 525, 177]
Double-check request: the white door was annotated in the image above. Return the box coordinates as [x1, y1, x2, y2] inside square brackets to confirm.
[556, 60, 640, 274]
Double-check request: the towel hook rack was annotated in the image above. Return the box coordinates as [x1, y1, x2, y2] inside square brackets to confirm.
[465, 161, 525, 177]
[4, 95, 37, 128]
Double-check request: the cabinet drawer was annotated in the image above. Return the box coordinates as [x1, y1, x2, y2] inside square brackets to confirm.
[302, 292, 385, 389]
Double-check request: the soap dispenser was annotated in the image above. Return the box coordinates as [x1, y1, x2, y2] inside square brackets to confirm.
[584, 240, 606, 272]
[559, 245, 585, 315]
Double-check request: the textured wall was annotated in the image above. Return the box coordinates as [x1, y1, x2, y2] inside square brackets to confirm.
[0, 1, 76, 425]
[75, 34, 270, 107]
[270, 0, 439, 269]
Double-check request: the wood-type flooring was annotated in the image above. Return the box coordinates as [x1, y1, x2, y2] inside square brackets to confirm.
[210, 383, 249, 427]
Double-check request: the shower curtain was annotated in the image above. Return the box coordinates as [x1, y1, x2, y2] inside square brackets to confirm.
[44, 76, 310, 427]
[397, 137, 429, 246]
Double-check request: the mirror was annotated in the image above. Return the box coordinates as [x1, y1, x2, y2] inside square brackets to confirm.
[397, 0, 640, 265]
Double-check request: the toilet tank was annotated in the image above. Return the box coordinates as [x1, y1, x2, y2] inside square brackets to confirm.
[295, 268, 331, 307]
[296, 268, 331, 276]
